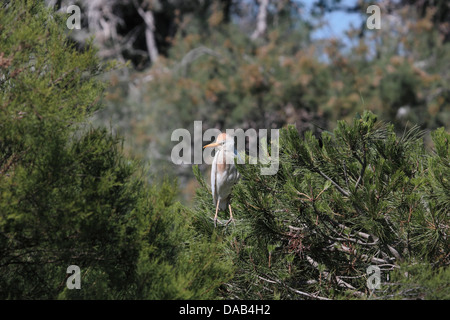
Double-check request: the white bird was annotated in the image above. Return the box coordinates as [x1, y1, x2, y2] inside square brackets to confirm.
[203, 133, 240, 227]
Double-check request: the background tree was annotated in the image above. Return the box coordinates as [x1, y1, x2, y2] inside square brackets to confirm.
[0, 0, 231, 299]
[46, 0, 449, 202]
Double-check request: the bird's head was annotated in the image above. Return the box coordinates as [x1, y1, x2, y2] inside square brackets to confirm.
[203, 133, 230, 149]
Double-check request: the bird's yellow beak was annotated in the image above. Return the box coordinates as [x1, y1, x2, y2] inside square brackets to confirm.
[203, 142, 221, 149]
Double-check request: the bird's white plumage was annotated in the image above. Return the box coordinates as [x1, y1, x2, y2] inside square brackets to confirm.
[211, 143, 240, 210]
[204, 133, 240, 226]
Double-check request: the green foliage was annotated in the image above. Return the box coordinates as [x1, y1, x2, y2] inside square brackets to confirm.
[381, 262, 450, 300]
[194, 111, 449, 299]
[0, 1, 230, 299]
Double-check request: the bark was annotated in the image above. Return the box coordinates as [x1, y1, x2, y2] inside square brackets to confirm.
[133, 0, 159, 64]
[251, 0, 269, 40]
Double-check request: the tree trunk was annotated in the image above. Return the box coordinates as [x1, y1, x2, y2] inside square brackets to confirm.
[134, 0, 159, 64]
[251, 0, 269, 40]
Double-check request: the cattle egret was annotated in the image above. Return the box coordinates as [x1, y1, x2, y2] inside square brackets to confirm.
[203, 133, 240, 227]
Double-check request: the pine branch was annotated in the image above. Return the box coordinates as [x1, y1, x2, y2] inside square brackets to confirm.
[316, 169, 350, 197]
[256, 275, 330, 300]
[343, 160, 350, 189]
[306, 255, 365, 298]
[354, 143, 367, 190]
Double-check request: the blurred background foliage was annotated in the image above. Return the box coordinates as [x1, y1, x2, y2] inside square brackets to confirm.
[47, 0, 449, 202]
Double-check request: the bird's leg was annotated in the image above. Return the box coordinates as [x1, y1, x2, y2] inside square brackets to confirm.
[214, 199, 220, 228]
[225, 204, 235, 226]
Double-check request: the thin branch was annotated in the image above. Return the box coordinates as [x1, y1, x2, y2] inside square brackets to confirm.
[132, 0, 158, 63]
[317, 169, 350, 197]
[354, 144, 367, 190]
[257, 275, 331, 300]
[343, 160, 350, 189]
[176, 46, 222, 76]
[306, 255, 365, 298]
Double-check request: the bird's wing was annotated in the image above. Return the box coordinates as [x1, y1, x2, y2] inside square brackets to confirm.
[211, 154, 218, 206]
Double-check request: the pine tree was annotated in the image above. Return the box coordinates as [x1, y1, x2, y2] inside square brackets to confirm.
[194, 111, 449, 299]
